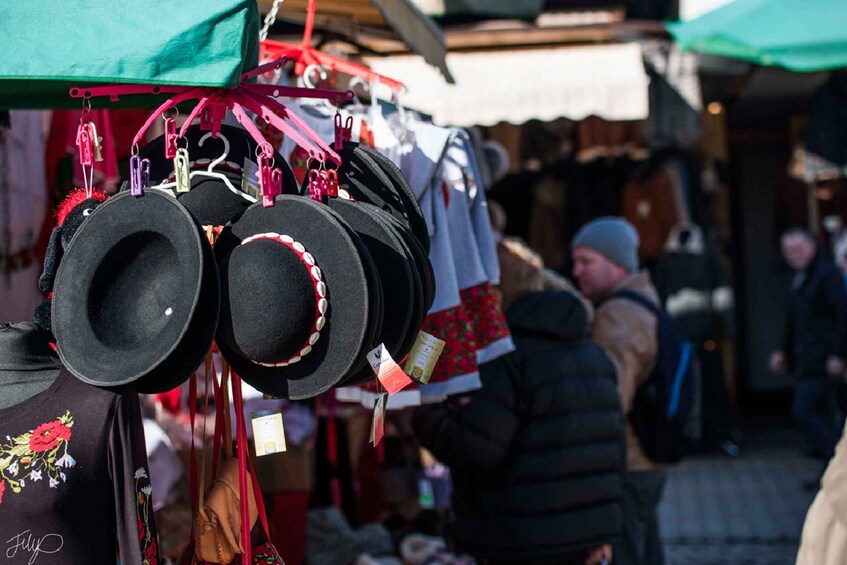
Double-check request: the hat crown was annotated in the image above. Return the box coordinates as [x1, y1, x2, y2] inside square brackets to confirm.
[218, 237, 317, 364]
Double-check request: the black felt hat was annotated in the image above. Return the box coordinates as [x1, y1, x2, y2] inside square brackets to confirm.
[121, 124, 296, 227]
[291, 142, 429, 254]
[214, 195, 375, 399]
[357, 145, 429, 253]
[326, 199, 417, 384]
[51, 189, 220, 392]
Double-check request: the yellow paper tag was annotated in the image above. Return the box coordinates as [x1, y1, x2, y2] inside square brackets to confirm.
[369, 393, 388, 446]
[251, 410, 286, 456]
[367, 343, 413, 395]
[403, 331, 446, 384]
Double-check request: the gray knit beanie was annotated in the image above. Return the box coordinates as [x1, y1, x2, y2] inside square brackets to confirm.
[571, 217, 640, 273]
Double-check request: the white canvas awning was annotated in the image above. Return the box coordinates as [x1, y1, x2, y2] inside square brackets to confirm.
[366, 42, 649, 126]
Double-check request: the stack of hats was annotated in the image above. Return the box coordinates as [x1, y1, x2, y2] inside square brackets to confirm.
[49, 125, 434, 399]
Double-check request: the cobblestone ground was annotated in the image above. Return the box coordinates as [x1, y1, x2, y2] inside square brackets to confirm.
[659, 431, 820, 565]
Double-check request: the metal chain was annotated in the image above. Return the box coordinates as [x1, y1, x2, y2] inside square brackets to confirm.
[260, 0, 284, 41]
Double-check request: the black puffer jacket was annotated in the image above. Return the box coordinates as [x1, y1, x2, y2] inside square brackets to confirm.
[414, 290, 626, 563]
[784, 251, 847, 378]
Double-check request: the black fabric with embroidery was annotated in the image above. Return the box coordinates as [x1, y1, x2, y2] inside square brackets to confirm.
[0, 367, 159, 564]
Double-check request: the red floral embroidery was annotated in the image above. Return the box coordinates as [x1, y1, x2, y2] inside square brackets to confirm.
[29, 420, 73, 453]
[0, 411, 75, 499]
[460, 283, 511, 352]
[134, 467, 157, 564]
[0, 479, 5, 504]
[421, 305, 479, 383]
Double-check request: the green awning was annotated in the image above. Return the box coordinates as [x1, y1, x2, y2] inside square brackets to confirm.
[668, 0, 847, 72]
[0, 0, 259, 109]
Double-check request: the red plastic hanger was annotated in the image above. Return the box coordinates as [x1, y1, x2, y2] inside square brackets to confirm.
[259, 0, 405, 92]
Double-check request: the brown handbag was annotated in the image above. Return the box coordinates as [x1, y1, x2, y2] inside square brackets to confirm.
[195, 457, 259, 563]
[192, 357, 259, 563]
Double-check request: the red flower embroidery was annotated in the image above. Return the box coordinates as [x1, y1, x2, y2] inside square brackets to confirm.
[0, 479, 5, 504]
[145, 538, 158, 564]
[460, 283, 511, 351]
[29, 420, 72, 453]
[421, 305, 479, 383]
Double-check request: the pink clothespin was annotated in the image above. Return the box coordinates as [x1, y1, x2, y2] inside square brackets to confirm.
[334, 113, 344, 151]
[164, 117, 178, 159]
[308, 169, 326, 203]
[257, 146, 279, 208]
[324, 169, 339, 198]
[76, 122, 93, 166]
[201, 100, 228, 137]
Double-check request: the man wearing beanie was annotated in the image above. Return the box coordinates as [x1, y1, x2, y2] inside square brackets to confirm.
[572, 217, 665, 565]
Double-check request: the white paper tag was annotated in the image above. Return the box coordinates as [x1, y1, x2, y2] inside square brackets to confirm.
[369, 393, 388, 446]
[251, 410, 286, 456]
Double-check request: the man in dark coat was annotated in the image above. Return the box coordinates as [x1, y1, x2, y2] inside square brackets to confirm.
[414, 244, 626, 564]
[771, 228, 847, 463]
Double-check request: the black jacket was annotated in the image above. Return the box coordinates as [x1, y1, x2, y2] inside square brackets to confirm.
[784, 251, 847, 378]
[414, 290, 626, 562]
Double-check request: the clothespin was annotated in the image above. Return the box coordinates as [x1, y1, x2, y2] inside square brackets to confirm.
[164, 117, 178, 159]
[174, 148, 190, 193]
[87, 122, 104, 162]
[324, 169, 338, 198]
[257, 148, 280, 207]
[76, 122, 93, 167]
[129, 155, 151, 197]
[308, 169, 325, 203]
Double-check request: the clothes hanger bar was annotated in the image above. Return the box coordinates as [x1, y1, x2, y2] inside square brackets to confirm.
[233, 89, 328, 163]
[68, 84, 189, 101]
[179, 95, 213, 139]
[132, 87, 211, 147]
[261, 39, 406, 92]
[240, 57, 289, 82]
[242, 83, 354, 103]
[302, 0, 318, 49]
[229, 101, 276, 159]
[238, 88, 341, 165]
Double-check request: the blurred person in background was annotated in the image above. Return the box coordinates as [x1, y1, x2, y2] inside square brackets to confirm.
[571, 217, 665, 565]
[770, 228, 847, 476]
[414, 236, 625, 565]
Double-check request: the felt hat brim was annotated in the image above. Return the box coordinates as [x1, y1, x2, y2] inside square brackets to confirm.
[327, 199, 412, 356]
[52, 189, 218, 388]
[358, 145, 430, 254]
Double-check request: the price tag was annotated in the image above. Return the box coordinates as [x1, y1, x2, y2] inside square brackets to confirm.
[251, 410, 286, 456]
[367, 343, 413, 395]
[369, 393, 388, 446]
[241, 157, 262, 200]
[403, 331, 446, 384]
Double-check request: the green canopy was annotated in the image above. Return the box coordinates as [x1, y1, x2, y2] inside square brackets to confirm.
[0, 0, 259, 109]
[667, 0, 847, 72]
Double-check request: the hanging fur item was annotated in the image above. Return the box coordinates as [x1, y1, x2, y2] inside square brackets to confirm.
[33, 188, 109, 333]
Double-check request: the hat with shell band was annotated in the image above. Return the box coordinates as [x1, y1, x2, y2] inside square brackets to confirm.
[214, 195, 372, 400]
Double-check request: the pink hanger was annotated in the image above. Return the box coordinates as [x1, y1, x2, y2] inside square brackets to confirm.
[131, 87, 211, 147]
[234, 89, 331, 163]
[241, 88, 341, 165]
